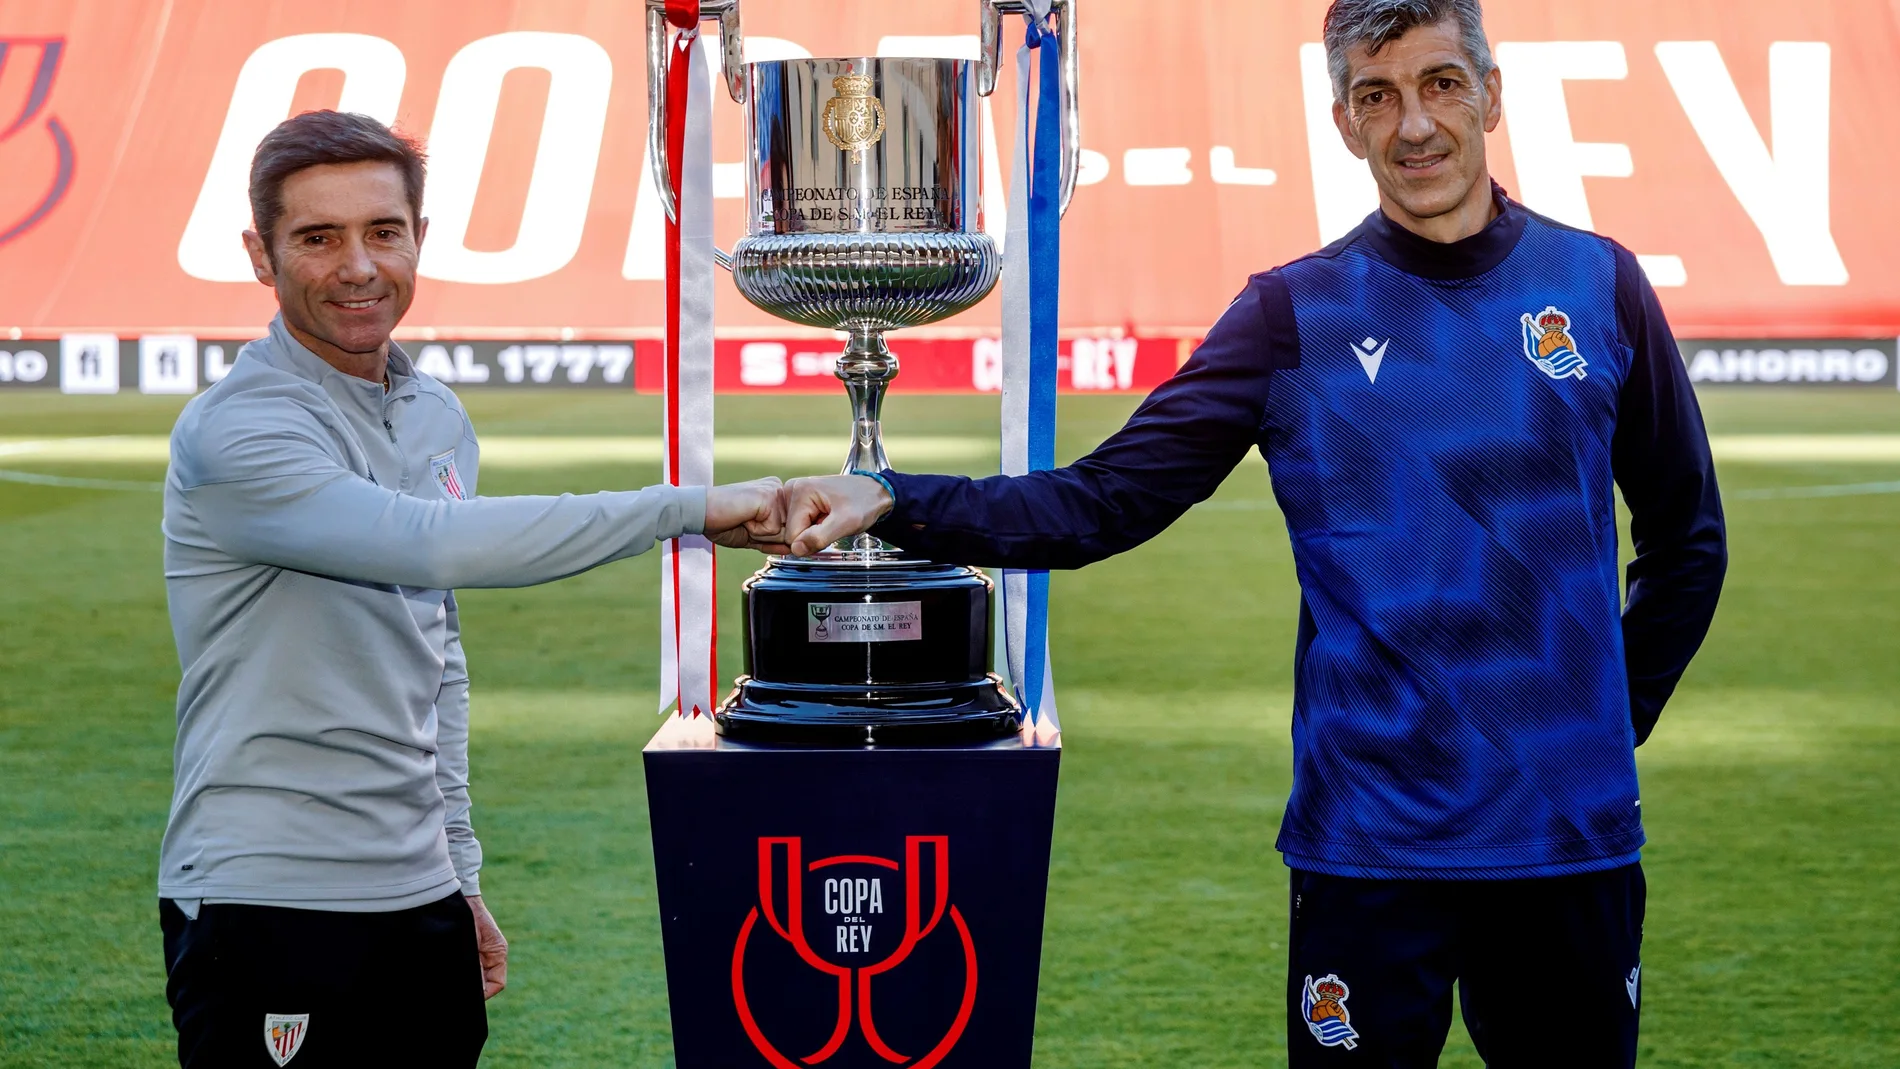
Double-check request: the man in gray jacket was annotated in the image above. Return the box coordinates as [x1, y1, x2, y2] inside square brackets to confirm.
[158, 110, 781, 1067]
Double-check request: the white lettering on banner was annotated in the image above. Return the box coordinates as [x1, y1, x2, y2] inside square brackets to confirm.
[1656, 42, 1846, 286]
[1639, 255, 1688, 288]
[416, 345, 456, 381]
[1495, 42, 1634, 231]
[0, 349, 50, 383]
[1077, 149, 1110, 186]
[1298, 43, 1380, 245]
[139, 335, 198, 395]
[739, 342, 789, 386]
[624, 151, 668, 281]
[420, 33, 612, 285]
[1687, 348, 1887, 384]
[178, 35, 405, 283]
[1071, 337, 1138, 390]
[1209, 147, 1277, 186]
[202, 345, 234, 384]
[791, 350, 837, 378]
[60, 334, 119, 394]
[493, 344, 632, 385]
[1124, 147, 1194, 186]
[453, 345, 490, 382]
[973, 338, 1003, 392]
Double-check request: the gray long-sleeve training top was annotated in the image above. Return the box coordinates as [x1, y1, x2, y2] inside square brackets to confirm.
[158, 317, 703, 912]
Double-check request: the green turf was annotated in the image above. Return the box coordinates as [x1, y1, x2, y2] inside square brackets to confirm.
[1, 387, 1897, 1066]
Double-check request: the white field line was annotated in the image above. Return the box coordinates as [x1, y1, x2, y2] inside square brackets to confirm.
[1710, 434, 1900, 462]
[0, 469, 164, 491]
[0, 435, 997, 468]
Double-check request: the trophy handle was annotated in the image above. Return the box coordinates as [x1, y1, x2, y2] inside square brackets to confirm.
[645, 0, 745, 270]
[977, 0, 1082, 217]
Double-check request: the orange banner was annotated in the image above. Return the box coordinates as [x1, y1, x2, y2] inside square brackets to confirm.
[2, 0, 1898, 341]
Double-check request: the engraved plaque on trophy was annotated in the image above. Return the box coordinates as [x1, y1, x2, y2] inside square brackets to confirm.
[645, 0, 1079, 744]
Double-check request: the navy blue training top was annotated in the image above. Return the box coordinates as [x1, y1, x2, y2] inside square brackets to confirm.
[872, 187, 1727, 880]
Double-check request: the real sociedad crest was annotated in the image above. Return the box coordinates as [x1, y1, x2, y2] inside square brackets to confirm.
[1302, 974, 1360, 1050]
[1519, 305, 1589, 380]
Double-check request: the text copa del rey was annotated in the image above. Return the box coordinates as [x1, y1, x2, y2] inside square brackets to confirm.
[826, 876, 885, 955]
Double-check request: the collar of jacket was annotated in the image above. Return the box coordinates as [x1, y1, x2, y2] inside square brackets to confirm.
[1356, 180, 1528, 282]
[262, 315, 420, 415]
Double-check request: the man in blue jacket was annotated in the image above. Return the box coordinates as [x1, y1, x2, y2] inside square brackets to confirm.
[776, 1, 1726, 1064]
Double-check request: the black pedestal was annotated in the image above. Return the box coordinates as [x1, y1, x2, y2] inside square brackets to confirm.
[718, 556, 1020, 745]
[645, 717, 1061, 1069]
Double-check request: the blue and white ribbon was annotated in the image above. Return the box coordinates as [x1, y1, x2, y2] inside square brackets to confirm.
[1000, 7, 1061, 734]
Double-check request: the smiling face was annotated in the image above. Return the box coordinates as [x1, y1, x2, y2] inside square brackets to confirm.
[242, 160, 426, 375]
[1331, 17, 1502, 241]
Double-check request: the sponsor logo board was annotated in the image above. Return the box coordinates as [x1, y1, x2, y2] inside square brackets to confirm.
[1678, 338, 1897, 387]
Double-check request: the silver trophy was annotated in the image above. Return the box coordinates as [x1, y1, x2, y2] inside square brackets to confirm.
[645, 0, 1079, 742]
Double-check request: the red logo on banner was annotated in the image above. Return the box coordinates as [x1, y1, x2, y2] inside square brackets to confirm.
[732, 836, 977, 1068]
[0, 37, 74, 246]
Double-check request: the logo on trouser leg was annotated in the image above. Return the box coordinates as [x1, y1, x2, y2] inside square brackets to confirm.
[1302, 974, 1360, 1049]
[1626, 963, 1641, 1009]
[263, 1014, 309, 1065]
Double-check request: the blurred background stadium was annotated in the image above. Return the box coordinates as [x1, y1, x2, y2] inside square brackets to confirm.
[1, 0, 1896, 1066]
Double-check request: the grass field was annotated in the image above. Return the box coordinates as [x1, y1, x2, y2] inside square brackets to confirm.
[1, 386, 1896, 1067]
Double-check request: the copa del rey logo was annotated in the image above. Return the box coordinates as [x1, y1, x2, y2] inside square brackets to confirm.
[733, 836, 976, 1069]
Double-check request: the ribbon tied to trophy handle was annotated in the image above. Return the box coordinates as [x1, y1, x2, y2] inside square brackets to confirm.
[979, 0, 1082, 217]
[645, 0, 746, 268]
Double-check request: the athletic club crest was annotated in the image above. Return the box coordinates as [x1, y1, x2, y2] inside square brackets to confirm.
[822, 73, 884, 162]
[1302, 974, 1360, 1049]
[1519, 305, 1589, 380]
[429, 449, 468, 501]
[262, 1013, 309, 1065]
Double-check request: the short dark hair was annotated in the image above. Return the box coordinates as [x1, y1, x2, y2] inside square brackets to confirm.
[1323, 0, 1495, 103]
[248, 110, 426, 255]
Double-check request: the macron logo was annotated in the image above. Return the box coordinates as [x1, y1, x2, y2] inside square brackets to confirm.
[1353, 337, 1389, 384]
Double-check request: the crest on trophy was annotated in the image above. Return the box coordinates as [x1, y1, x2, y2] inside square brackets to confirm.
[821, 73, 885, 163]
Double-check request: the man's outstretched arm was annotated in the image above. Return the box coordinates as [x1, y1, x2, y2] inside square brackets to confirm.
[174, 414, 785, 589]
[781, 274, 1295, 568]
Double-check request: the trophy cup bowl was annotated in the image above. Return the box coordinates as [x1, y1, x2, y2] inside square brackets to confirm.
[718, 56, 1019, 744]
[645, 0, 1080, 745]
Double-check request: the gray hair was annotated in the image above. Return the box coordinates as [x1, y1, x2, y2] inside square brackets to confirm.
[1323, 0, 1496, 104]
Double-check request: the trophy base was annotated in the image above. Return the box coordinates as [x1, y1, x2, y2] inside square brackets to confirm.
[720, 553, 1021, 745]
[715, 675, 1020, 745]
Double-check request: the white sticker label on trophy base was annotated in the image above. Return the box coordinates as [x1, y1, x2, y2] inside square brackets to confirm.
[808, 601, 923, 643]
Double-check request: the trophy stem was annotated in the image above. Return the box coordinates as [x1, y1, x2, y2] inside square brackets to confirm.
[836, 328, 897, 554]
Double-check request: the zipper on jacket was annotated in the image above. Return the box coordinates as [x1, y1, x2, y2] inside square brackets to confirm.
[382, 417, 396, 444]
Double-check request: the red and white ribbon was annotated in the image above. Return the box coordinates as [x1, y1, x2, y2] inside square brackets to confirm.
[659, 1, 717, 718]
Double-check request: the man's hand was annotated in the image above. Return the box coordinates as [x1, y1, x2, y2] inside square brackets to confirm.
[781, 475, 895, 557]
[704, 476, 787, 551]
[466, 895, 508, 1000]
